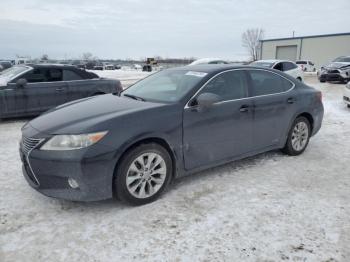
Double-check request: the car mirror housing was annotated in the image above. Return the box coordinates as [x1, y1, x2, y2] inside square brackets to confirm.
[196, 92, 220, 109]
[16, 78, 28, 88]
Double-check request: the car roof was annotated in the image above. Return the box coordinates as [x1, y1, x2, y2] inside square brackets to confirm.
[170, 64, 285, 75]
[27, 63, 78, 69]
[254, 59, 294, 63]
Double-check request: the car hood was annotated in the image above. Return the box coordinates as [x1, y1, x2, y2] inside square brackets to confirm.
[325, 62, 350, 69]
[26, 94, 167, 135]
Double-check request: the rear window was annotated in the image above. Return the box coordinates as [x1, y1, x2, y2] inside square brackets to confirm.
[249, 70, 294, 96]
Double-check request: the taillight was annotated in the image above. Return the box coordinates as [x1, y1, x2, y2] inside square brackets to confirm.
[316, 91, 322, 102]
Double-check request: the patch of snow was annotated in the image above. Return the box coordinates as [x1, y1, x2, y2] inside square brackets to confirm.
[0, 75, 349, 262]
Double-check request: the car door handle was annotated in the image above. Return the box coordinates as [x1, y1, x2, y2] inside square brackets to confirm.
[287, 97, 296, 104]
[239, 105, 250, 112]
[55, 88, 65, 92]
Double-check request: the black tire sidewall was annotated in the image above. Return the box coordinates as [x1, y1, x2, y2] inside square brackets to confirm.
[283, 116, 311, 156]
[115, 143, 172, 205]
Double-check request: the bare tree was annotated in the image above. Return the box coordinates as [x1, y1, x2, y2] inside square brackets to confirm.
[242, 28, 264, 61]
[41, 54, 49, 61]
[82, 52, 93, 61]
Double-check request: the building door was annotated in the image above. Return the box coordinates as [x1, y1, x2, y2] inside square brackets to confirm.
[276, 45, 297, 61]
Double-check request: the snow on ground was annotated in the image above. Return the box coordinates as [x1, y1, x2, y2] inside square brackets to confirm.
[0, 74, 349, 262]
[89, 69, 153, 88]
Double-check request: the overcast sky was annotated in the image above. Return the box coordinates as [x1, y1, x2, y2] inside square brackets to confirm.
[0, 0, 349, 60]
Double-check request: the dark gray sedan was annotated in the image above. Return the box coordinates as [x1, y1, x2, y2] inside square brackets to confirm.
[20, 65, 324, 205]
[0, 64, 122, 119]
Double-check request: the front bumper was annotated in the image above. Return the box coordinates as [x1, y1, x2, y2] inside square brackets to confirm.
[319, 71, 349, 82]
[343, 87, 350, 106]
[19, 139, 117, 201]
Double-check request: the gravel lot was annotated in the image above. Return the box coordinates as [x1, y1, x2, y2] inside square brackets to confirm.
[0, 74, 349, 262]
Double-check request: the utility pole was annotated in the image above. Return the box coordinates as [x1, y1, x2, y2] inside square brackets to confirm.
[292, 31, 295, 38]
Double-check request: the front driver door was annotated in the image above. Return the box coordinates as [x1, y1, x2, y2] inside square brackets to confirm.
[7, 68, 68, 116]
[183, 69, 254, 170]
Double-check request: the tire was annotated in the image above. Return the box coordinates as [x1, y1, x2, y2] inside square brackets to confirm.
[297, 77, 302, 82]
[114, 143, 172, 205]
[319, 79, 325, 83]
[282, 116, 311, 156]
[347, 104, 350, 108]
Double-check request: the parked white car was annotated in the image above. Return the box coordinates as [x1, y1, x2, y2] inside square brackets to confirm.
[296, 60, 316, 72]
[189, 58, 228, 66]
[343, 82, 350, 108]
[250, 60, 304, 81]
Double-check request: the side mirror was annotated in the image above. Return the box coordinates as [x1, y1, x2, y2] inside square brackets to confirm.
[16, 78, 27, 88]
[196, 92, 220, 109]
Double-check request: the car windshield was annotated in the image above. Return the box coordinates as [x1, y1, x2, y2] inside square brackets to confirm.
[0, 65, 30, 80]
[250, 61, 274, 68]
[333, 57, 350, 63]
[122, 69, 206, 103]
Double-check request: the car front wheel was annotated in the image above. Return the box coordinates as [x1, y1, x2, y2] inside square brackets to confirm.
[282, 116, 311, 156]
[115, 143, 172, 205]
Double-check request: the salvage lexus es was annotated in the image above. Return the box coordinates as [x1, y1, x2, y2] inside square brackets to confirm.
[20, 65, 324, 205]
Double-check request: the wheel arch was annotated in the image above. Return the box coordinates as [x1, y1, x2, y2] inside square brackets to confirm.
[112, 136, 178, 191]
[297, 112, 314, 133]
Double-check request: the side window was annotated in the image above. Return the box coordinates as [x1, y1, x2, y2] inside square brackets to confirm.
[249, 70, 293, 96]
[274, 63, 283, 71]
[198, 70, 248, 102]
[22, 69, 47, 83]
[47, 69, 63, 82]
[63, 70, 83, 81]
[283, 62, 297, 71]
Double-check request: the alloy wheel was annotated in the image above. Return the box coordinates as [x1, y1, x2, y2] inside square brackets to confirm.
[126, 152, 167, 199]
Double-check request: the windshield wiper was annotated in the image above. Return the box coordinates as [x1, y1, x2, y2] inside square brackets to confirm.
[123, 94, 146, 101]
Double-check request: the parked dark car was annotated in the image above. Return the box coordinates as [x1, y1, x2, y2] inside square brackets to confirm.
[0, 61, 12, 72]
[0, 64, 122, 119]
[20, 65, 323, 205]
[318, 56, 350, 83]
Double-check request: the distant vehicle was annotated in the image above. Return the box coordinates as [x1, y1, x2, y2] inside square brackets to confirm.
[104, 64, 115, 70]
[343, 82, 350, 108]
[318, 56, 350, 83]
[142, 65, 152, 72]
[19, 65, 323, 205]
[76, 64, 86, 70]
[133, 64, 142, 70]
[296, 60, 316, 72]
[0, 61, 12, 72]
[189, 58, 229, 66]
[0, 64, 122, 119]
[250, 60, 304, 81]
[114, 64, 122, 70]
[93, 65, 104, 70]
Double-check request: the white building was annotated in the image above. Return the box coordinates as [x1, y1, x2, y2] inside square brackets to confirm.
[260, 32, 350, 68]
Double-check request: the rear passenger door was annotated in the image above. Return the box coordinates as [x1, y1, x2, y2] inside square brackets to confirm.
[247, 69, 297, 150]
[63, 69, 96, 101]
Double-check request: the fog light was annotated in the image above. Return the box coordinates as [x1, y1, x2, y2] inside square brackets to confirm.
[68, 178, 79, 189]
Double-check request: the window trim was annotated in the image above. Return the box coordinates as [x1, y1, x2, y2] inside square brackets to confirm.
[185, 68, 295, 109]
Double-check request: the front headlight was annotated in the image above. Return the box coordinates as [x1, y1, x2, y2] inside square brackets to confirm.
[40, 131, 108, 151]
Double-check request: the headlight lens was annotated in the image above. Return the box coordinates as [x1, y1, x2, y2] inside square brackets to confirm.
[40, 131, 108, 151]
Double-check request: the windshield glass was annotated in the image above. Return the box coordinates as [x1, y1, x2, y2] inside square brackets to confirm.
[0, 66, 30, 80]
[333, 57, 350, 63]
[122, 69, 207, 103]
[250, 61, 274, 68]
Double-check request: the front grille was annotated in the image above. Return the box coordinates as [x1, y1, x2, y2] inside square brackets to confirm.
[327, 69, 340, 74]
[21, 136, 42, 154]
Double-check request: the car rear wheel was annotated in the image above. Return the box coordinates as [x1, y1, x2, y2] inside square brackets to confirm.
[115, 143, 172, 205]
[282, 116, 310, 156]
